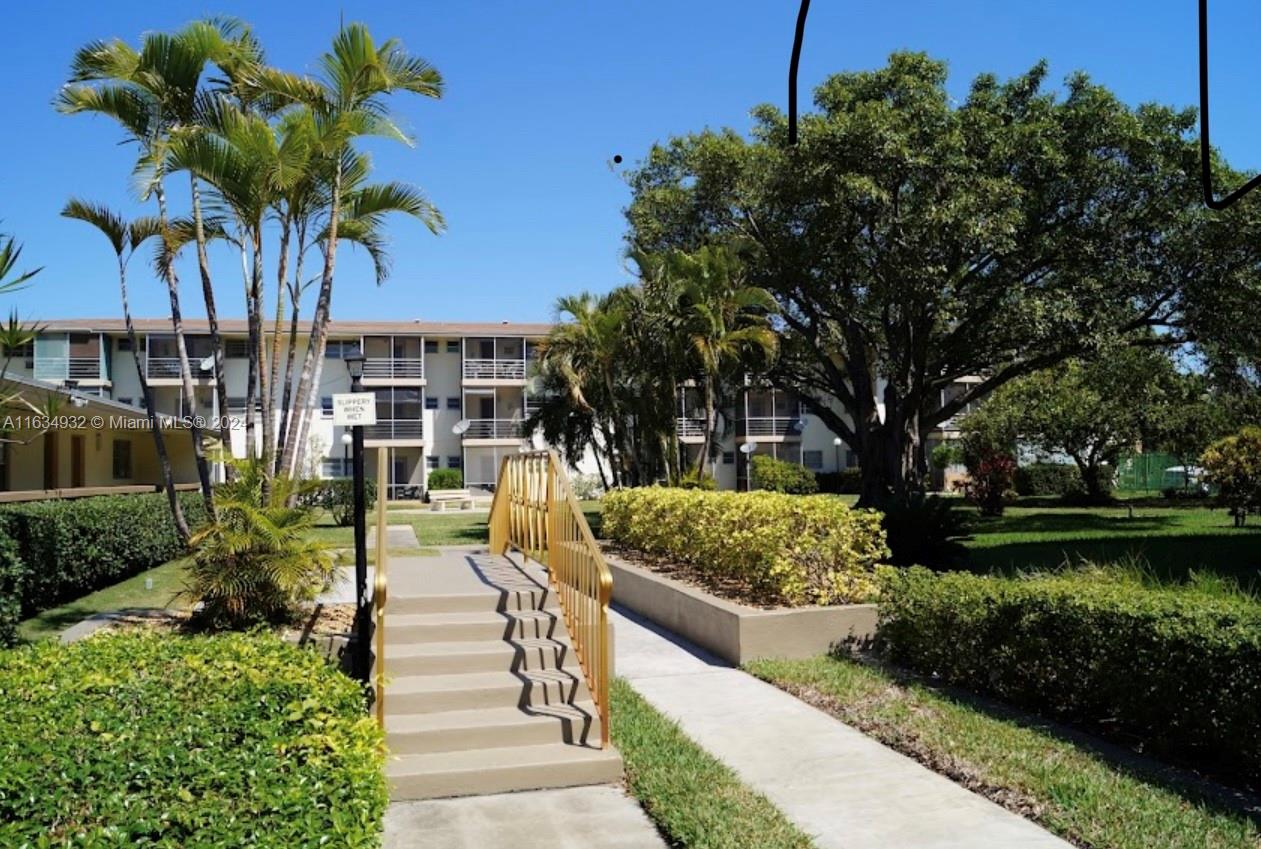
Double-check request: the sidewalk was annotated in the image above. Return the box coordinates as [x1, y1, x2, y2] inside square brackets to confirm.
[612, 605, 1073, 849]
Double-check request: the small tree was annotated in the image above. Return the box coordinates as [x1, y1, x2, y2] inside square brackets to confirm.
[1201, 427, 1261, 526]
[751, 454, 818, 494]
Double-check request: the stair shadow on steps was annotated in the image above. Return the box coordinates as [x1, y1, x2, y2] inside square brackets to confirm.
[463, 553, 598, 748]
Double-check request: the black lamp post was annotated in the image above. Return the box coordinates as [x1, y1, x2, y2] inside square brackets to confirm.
[344, 353, 370, 682]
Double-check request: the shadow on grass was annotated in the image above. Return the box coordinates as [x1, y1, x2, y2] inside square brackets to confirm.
[850, 653, 1261, 827]
[966, 511, 1186, 536]
[19, 604, 168, 643]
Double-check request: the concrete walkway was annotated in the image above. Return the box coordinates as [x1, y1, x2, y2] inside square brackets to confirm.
[385, 786, 667, 849]
[613, 606, 1072, 849]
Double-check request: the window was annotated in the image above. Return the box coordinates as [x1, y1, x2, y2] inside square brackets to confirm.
[424, 339, 438, 353]
[447, 456, 461, 469]
[321, 458, 349, 478]
[446, 397, 460, 410]
[803, 450, 823, 471]
[722, 451, 735, 465]
[116, 337, 132, 352]
[320, 396, 334, 417]
[224, 339, 249, 358]
[446, 340, 460, 353]
[112, 440, 132, 479]
[424, 397, 439, 410]
[426, 456, 439, 470]
[325, 340, 360, 359]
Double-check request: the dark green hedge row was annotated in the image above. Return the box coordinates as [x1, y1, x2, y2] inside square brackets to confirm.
[0, 631, 386, 847]
[878, 567, 1261, 779]
[0, 533, 22, 647]
[0, 491, 204, 644]
[1013, 463, 1082, 496]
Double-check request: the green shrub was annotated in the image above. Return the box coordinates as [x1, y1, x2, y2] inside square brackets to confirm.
[314, 478, 378, 527]
[0, 490, 205, 631]
[817, 466, 862, 494]
[751, 454, 818, 494]
[878, 567, 1261, 781]
[877, 492, 966, 568]
[0, 533, 21, 647]
[427, 468, 463, 490]
[1014, 463, 1082, 497]
[930, 442, 964, 470]
[1202, 426, 1261, 525]
[675, 469, 717, 490]
[603, 488, 888, 605]
[0, 631, 385, 847]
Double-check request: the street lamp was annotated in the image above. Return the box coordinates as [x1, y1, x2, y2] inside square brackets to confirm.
[833, 436, 843, 471]
[343, 353, 370, 682]
[740, 442, 757, 492]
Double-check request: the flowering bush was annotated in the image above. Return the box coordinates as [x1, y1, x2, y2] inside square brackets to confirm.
[1201, 426, 1261, 526]
[603, 488, 888, 605]
[961, 449, 1016, 516]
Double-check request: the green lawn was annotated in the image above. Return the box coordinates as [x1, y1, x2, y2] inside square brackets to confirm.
[18, 559, 189, 643]
[747, 655, 1261, 849]
[611, 678, 816, 849]
[956, 502, 1261, 584]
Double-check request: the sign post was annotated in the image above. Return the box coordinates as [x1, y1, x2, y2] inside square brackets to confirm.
[335, 360, 374, 683]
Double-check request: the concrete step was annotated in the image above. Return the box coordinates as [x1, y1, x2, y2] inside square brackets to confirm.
[388, 587, 557, 616]
[387, 742, 623, 800]
[386, 703, 602, 754]
[385, 669, 589, 714]
[383, 637, 573, 677]
[386, 610, 561, 644]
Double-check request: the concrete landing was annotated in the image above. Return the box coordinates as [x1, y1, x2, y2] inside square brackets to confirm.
[613, 606, 1072, 849]
[368, 524, 421, 549]
[385, 786, 666, 849]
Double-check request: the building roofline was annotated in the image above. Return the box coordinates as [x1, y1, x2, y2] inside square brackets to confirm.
[33, 318, 555, 337]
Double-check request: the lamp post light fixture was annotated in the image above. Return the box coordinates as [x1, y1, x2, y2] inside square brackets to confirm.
[342, 353, 370, 682]
[739, 441, 757, 492]
[833, 436, 843, 472]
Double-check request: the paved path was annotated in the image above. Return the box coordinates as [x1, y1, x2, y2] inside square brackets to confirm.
[385, 786, 667, 849]
[612, 605, 1073, 849]
[367, 523, 421, 549]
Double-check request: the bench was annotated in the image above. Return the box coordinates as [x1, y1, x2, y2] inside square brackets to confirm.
[429, 488, 475, 511]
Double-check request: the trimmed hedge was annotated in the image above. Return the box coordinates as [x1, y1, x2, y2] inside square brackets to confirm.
[878, 567, 1261, 780]
[603, 488, 889, 605]
[0, 631, 386, 847]
[427, 468, 463, 490]
[0, 533, 21, 647]
[1013, 463, 1082, 497]
[0, 491, 205, 644]
[817, 467, 862, 494]
[751, 455, 818, 494]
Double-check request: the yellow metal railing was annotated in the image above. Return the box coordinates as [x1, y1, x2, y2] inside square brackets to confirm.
[374, 448, 389, 726]
[489, 450, 612, 748]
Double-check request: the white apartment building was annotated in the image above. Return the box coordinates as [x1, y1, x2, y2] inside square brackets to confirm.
[2, 318, 972, 497]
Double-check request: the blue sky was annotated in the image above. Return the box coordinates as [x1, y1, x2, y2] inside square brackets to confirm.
[2, 1, 1259, 324]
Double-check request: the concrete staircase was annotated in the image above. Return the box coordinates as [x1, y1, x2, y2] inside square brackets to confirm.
[381, 549, 622, 800]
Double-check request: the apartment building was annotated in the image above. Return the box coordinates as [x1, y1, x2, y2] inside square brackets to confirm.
[3, 318, 974, 497]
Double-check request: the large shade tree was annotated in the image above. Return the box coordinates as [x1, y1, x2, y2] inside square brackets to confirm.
[625, 52, 1261, 505]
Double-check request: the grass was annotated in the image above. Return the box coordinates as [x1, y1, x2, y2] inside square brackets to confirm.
[957, 502, 1261, 585]
[17, 559, 188, 643]
[746, 655, 1261, 849]
[611, 678, 816, 849]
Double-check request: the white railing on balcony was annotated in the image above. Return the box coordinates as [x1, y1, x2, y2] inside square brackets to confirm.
[34, 357, 103, 382]
[145, 357, 185, 379]
[678, 417, 707, 438]
[464, 418, 522, 439]
[463, 358, 526, 380]
[363, 358, 424, 380]
[364, 419, 425, 441]
[744, 416, 803, 437]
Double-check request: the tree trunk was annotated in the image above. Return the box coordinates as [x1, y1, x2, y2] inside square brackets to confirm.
[241, 242, 257, 463]
[189, 175, 232, 471]
[695, 375, 716, 478]
[153, 183, 215, 517]
[281, 156, 344, 480]
[274, 227, 307, 475]
[856, 419, 920, 508]
[250, 225, 271, 499]
[118, 255, 189, 543]
[267, 220, 291, 479]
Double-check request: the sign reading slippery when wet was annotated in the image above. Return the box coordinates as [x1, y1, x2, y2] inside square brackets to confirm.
[332, 393, 377, 427]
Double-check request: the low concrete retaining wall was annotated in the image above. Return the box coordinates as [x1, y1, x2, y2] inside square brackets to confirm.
[605, 553, 877, 665]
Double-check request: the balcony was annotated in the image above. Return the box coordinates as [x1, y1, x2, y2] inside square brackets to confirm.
[742, 416, 804, 439]
[364, 419, 425, 442]
[362, 357, 424, 381]
[463, 359, 526, 381]
[464, 418, 522, 440]
[678, 417, 707, 439]
[145, 357, 185, 379]
[34, 357, 104, 383]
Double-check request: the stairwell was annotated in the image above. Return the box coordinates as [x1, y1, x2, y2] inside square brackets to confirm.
[381, 549, 623, 800]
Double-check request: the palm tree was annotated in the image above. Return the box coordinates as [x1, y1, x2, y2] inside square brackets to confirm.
[666, 246, 778, 477]
[275, 23, 444, 479]
[61, 200, 190, 541]
[0, 230, 41, 294]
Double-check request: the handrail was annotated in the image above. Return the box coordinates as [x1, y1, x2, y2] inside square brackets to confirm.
[373, 447, 389, 726]
[488, 450, 612, 748]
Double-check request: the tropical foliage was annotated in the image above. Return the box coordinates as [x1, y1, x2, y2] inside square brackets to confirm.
[1201, 426, 1261, 526]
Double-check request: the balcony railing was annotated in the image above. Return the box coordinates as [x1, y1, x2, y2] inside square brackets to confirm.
[743, 416, 803, 437]
[363, 358, 424, 380]
[678, 417, 707, 438]
[145, 357, 185, 379]
[363, 419, 425, 441]
[463, 358, 526, 380]
[464, 418, 522, 439]
[34, 357, 103, 382]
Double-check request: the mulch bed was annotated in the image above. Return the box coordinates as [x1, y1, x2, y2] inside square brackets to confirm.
[100, 603, 359, 638]
[603, 545, 787, 610]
